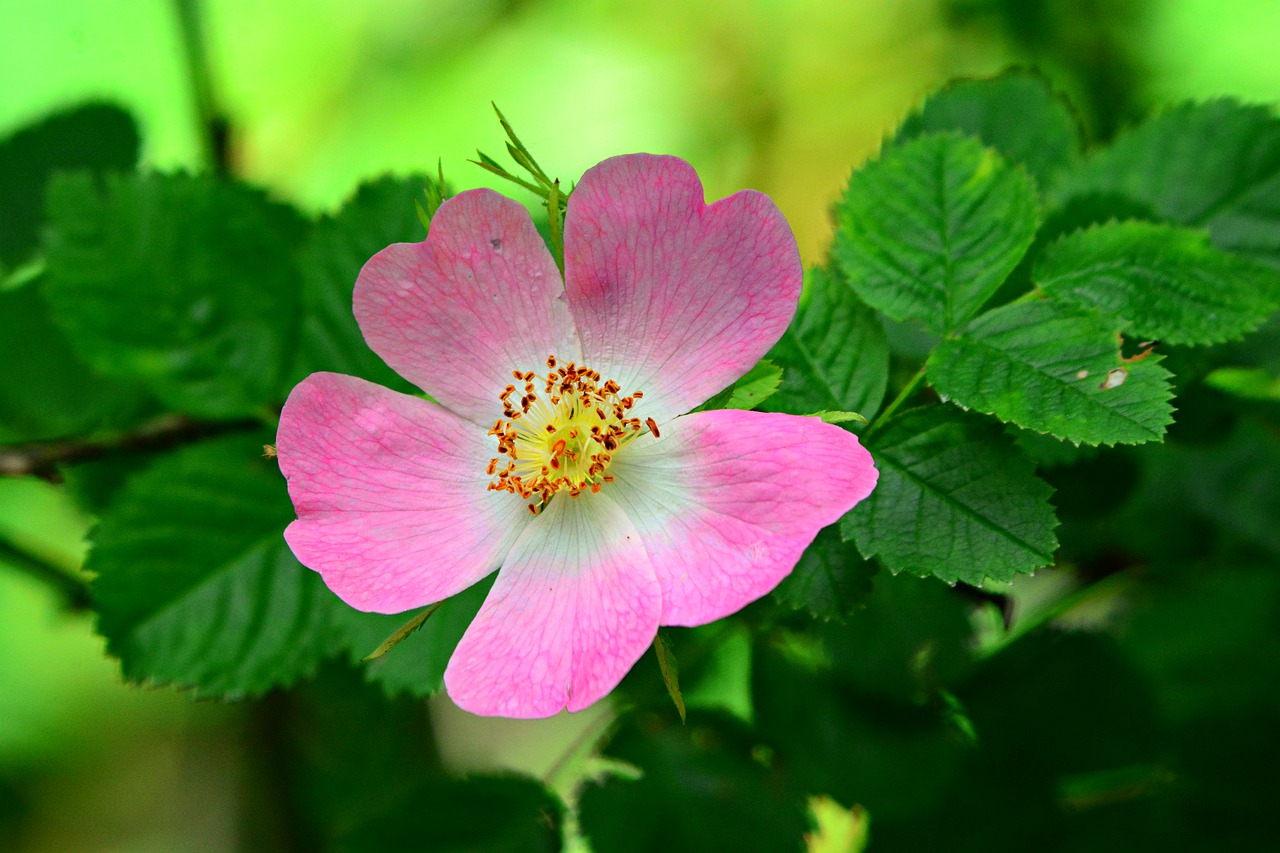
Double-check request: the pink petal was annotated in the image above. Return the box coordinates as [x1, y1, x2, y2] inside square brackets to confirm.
[443, 493, 662, 718]
[353, 189, 577, 426]
[564, 154, 802, 422]
[277, 372, 530, 613]
[607, 409, 878, 626]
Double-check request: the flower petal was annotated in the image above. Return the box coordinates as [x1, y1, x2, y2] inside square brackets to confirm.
[277, 372, 530, 613]
[444, 492, 662, 718]
[607, 409, 878, 626]
[564, 154, 802, 422]
[353, 189, 577, 426]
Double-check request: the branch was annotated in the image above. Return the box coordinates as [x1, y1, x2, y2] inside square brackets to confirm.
[0, 538, 91, 611]
[0, 414, 261, 481]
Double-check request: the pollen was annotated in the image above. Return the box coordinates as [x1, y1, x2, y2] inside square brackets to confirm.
[486, 355, 651, 505]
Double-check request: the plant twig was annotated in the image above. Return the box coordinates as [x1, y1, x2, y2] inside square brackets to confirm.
[0, 414, 260, 481]
[0, 538, 91, 610]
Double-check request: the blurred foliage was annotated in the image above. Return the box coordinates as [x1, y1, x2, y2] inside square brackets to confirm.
[3, 1, 1280, 852]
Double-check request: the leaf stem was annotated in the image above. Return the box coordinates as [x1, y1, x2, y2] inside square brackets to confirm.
[0, 538, 91, 610]
[868, 366, 928, 433]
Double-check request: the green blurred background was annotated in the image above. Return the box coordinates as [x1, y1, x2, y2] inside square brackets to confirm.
[2, 0, 1280, 850]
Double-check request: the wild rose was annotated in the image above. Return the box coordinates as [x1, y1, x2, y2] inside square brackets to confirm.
[277, 154, 878, 718]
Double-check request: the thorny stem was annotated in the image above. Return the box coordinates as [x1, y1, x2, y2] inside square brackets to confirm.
[0, 538, 91, 611]
[867, 366, 928, 433]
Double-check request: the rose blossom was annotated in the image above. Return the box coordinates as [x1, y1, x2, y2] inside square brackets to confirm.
[277, 154, 877, 718]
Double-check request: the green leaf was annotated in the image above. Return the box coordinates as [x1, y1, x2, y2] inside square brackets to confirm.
[842, 407, 1058, 585]
[1035, 221, 1280, 345]
[807, 410, 869, 425]
[772, 525, 877, 620]
[652, 631, 686, 723]
[91, 433, 343, 697]
[695, 359, 782, 411]
[334, 577, 492, 699]
[43, 172, 308, 418]
[752, 638, 969, 821]
[764, 265, 889, 419]
[339, 773, 565, 853]
[833, 132, 1040, 334]
[895, 69, 1082, 189]
[0, 278, 152, 442]
[0, 102, 139, 271]
[578, 710, 809, 853]
[723, 359, 781, 409]
[1055, 100, 1280, 228]
[927, 300, 1174, 445]
[289, 175, 433, 392]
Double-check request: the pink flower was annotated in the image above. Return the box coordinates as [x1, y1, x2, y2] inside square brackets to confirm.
[277, 154, 878, 718]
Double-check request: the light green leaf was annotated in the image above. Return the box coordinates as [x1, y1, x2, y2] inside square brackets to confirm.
[833, 132, 1040, 334]
[927, 300, 1174, 445]
[91, 433, 343, 697]
[765, 265, 889, 419]
[43, 172, 307, 418]
[808, 410, 869, 425]
[1035, 221, 1280, 345]
[289, 175, 435, 393]
[696, 359, 782, 412]
[896, 69, 1082, 190]
[724, 359, 782, 409]
[842, 407, 1058, 586]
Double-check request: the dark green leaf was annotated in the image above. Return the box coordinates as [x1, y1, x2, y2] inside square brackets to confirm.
[338, 774, 564, 853]
[752, 639, 969, 821]
[43, 172, 307, 418]
[833, 132, 1039, 334]
[695, 359, 782, 411]
[764, 265, 889, 419]
[289, 175, 433, 392]
[0, 102, 139, 270]
[842, 407, 1058, 585]
[1035, 221, 1280, 345]
[772, 524, 877, 620]
[91, 432, 343, 696]
[896, 69, 1082, 189]
[1055, 100, 1280, 229]
[0, 278, 152, 442]
[579, 710, 809, 853]
[928, 300, 1174, 445]
[334, 576, 492, 699]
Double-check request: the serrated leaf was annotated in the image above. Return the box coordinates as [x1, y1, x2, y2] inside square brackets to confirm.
[896, 69, 1082, 189]
[833, 132, 1040, 334]
[842, 407, 1058, 585]
[91, 433, 343, 697]
[289, 175, 433, 392]
[764, 265, 889, 419]
[1055, 100, 1280, 228]
[334, 576, 491, 699]
[0, 278, 152, 442]
[0, 102, 139, 271]
[927, 300, 1174, 445]
[1035, 221, 1280, 346]
[772, 525, 877, 620]
[43, 172, 307, 418]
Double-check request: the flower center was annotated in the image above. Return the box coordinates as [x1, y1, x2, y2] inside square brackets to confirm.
[486, 355, 656, 513]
